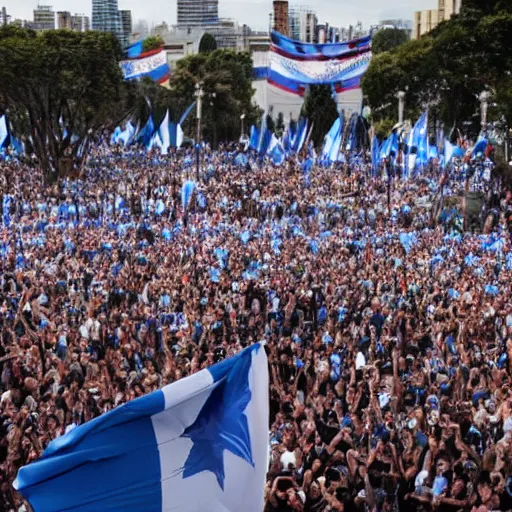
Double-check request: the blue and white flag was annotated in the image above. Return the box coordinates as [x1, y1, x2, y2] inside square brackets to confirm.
[412, 111, 428, 166]
[14, 344, 269, 512]
[179, 101, 197, 126]
[291, 118, 308, 154]
[0, 115, 8, 148]
[269, 138, 286, 165]
[321, 117, 343, 165]
[249, 125, 260, 150]
[472, 136, 488, 156]
[120, 50, 169, 84]
[137, 116, 155, 148]
[157, 110, 171, 155]
[444, 139, 454, 166]
[371, 135, 380, 175]
[176, 124, 185, 149]
[181, 180, 196, 211]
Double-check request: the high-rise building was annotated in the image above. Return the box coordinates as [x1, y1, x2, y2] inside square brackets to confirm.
[413, 0, 461, 38]
[316, 23, 327, 43]
[71, 14, 90, 31]
[92, 0, 121, 38]
[300, 11, 317, 42]
[438, 0, 462, 22]
[33, 5, 55, 30]
[339, 21, 365, 42]
[0, 6, 10, 26]
[378, 19, 412, 39]
[287, 5, 316, 42]
[119, 10, 132, 48]
[177, 0, 219, 27]
[57, 11, 72, 29]
[272, 0, 288, 36]
[412, 9, 438, 38]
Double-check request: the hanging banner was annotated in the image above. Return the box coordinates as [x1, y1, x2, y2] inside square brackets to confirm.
[270, 31, 371, 60]
[120, 50, 169, 84]
[269, 49, 371, 85]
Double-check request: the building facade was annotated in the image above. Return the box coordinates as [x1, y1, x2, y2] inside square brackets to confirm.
[413, 9, 438, 39]
[300, 11, 317, 42]
[33, 5, 55, 30]
[413, 0, 462, 38]
[57, 11, 72, 29]
[177, 0, 219, 27]
[119, 10, 132, 48]
[71, 14, 90, 31]
[92, 0, 121, 37]
[286, 5, 316, 42]
[438, 0, 462, 22]
[272, 0, 289, 36]
[339, 21, 365, 42]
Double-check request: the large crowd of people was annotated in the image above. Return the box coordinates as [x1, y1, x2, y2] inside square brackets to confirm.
[1, 143, 512, 512]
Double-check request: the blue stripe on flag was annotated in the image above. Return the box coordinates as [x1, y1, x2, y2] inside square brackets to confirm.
[126, 41, 143, 59]
[270, 31, 371, 60]
[15, 390, 164, 512]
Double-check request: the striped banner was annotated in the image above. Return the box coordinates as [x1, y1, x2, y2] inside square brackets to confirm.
[270, 31, 371, 60]
[120, 50, 169, 84]
[260, 32, 372, 97]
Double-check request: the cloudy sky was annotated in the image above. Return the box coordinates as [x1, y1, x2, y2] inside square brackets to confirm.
[7, 0, 436, 31]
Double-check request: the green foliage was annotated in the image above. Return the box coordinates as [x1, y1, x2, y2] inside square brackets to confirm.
[198, 33, 217, 54]
[169, 50, 258, 147]
[362, 1, 512, 136]
[142, 35, 164, 53]
[374, 119, 396, 140]
[371, 28, 409, 54]
[275, 112, 285, 136]
[301, 85, 338, 148]
[0, 27, 133, 181]
[266, 114, 275, 133]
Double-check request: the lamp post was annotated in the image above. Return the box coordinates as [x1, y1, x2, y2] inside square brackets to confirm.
[195, 82, 204, 181]
[240, 113, 246, 142]
[479, 91, 490, 134]
[397, 91, 406, 125]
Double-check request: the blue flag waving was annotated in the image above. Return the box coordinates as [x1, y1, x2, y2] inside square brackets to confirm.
[14, 344, 269, 512]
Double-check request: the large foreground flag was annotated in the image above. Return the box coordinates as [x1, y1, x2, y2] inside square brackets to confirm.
[14, 344, 269, 512]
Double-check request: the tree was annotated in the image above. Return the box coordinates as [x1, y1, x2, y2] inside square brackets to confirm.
[169, 50, 259, 147]
[199, 33, 217, 54]
[0, 27, 134, 182]
[266, 114, 275, 133]
[371, 28, 409, 54]
[275, 112, 285, 136]
[362, 2, 512, 136]
[142, 35, 164, 53]
[301, 85, 338, 148]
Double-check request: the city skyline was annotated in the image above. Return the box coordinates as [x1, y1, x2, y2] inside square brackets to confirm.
[4, 0, 435, 32]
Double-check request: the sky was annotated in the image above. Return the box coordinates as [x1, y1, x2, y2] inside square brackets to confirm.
[5, 0, 437, 32]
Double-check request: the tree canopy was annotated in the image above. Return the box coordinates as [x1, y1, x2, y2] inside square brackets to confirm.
[169, 50, 259, 146]
[0, 27, 134, 181]
[199, 33, 217, 54]
[142, 35, 164, 53]
[362, 0, 512, 137]
[371, 28, 409, 54]
[301, 85, 339, 149]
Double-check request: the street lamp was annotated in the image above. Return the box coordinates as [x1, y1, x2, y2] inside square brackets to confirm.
[240, 113, 246, 141]
[479, 91, 490, 134]
[195, 82, 204, 181]
[397, 91, 406, 124]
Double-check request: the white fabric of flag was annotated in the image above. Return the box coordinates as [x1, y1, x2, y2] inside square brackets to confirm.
[14, 344, 269, 512]
[0, 115, 8, 147]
